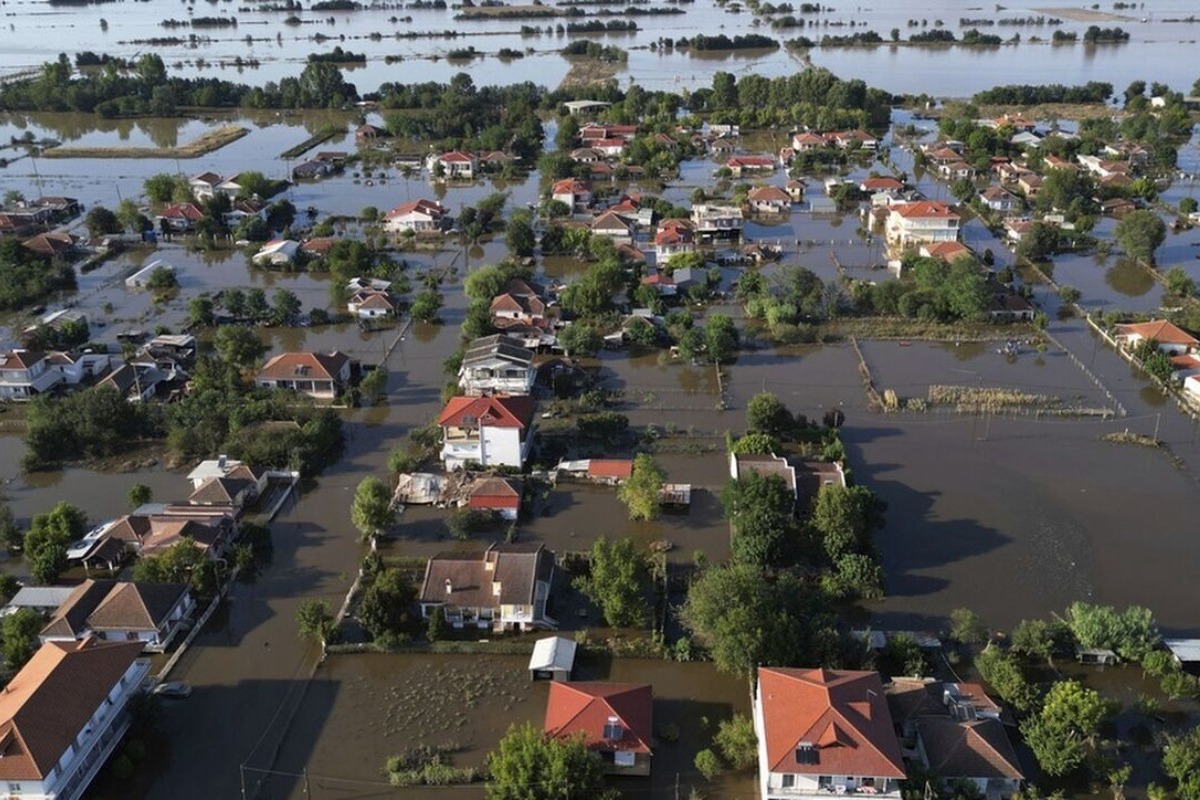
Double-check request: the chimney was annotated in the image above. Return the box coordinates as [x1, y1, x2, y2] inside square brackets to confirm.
[217, 454, 227, 470]
[444, 578, 453, 595]
[492, 581, 502, 597]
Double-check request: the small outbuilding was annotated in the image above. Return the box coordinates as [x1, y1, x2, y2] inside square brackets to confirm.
[1164, 639, 1200, 666]
[529, 635, 577, 681]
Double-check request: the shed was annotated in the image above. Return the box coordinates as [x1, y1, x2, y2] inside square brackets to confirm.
[529, 635, 577, 681]
[1164, 639, 1200, 665]
[125, 259, 175, 289]
[6, 586, 74, 614]
[1076, 647, 1119, 665]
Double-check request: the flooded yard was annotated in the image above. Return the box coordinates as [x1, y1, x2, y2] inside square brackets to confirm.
[259, 652, 756, 800]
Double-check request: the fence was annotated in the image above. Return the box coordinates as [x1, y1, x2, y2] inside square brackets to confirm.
[1040, 325, 1127, 417]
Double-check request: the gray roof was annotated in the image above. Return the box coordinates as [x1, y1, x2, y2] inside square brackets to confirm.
[463, 334, 534, 368]
[1164, 639, 1200, 663]
[530, 636, 577, 674]
[9, 587, 74, 609]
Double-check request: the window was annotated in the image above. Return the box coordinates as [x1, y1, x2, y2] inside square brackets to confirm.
[782, 775, 796, 788]
[8, 783, 21, 794]
[819, 776, 833, 788]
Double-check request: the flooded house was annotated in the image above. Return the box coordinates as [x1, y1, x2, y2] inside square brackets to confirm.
[417, 542, 556, 631]
[747, 185, 792, 214]
[654, 218, 696, 263]
[551, 178, 592, 215]
[155, 202, 204, 232]
[884, 201, 961, 251]
[0, 349, 113, 401]
[727, 155, 776, 178]
[429, 150, 478, 179]
[382, 198, 449, 234]
[37, 579, 196, 653]
[729, 452, 798, 504]
[754, 668, 906, 800]
[0, 638, 149, 800]
[437, 394, 536, 469]
[347, 289, 396, 319]
[544, 682, 653, 776]
[1113, 320, 1199, 356]
[255, 351, 352, 400]
[691, 204, 744, 241]
[458, 334, 536, 396]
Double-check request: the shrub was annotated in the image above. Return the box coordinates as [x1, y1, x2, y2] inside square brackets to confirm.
[694, 748, 723, 780]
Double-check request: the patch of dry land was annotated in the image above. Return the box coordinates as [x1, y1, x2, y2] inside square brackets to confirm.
[42, 125, 248, 159]
[558, 57, 621, 90]
[1034, 6, 1135, 22]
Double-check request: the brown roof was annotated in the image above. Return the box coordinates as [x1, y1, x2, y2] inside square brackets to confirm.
[545, 683, 653, 755]
[189, 476, 253, 505]
[891, 201, 958, 220]
[747, 186, 791, 203]
[257, 351, 350, 382]
[917, 717, 1023, 781]
[0, 350, 45, 370]
[419, 542, 553, 608]
[39, 580, 116, 640]
[85, 582, 189, 632]
[105, 515, 153, 546]
[758, 668, 906, 778]
[466, 476, 522, 511]
[140, 518, 223, 558]
[587, 459, 634, 480]
[732, 453, 796, 492]
[0, 638, 145, 781]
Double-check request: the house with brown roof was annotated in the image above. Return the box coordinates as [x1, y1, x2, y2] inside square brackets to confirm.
[727, 155, 777, 177]
[590, 210, 634, 244]
[654, 218, 696, 263]
[980, 186, 1018, 213]
[754, 668, 906, 800]
[38, 579, 195, 653]
[544, 683, 653, 775]
[988, 292, 1035, 322]
[0, 638, 149, 800]
[430, 150, 478, 179]
[23, 231, 80, 258]
[747, 185, 792, 214]
[155, 202, 205, 232]
[888, 681, 1023, 799]
[461, 475, 523, 520]
[438, 394, 536, 468]
[0, 350, 65, 400]
[919, 241, 974, 265]
[729, 452, 797, 503]
[490, 280, 549, 328]
[459, 334, 536, 396]
[1114, 319, 1199, 355]
[587, 459, 634, 484]
[255, 351, 352, 399]
[347, 289, 396, 319]
[552, 179, 592, 214]
[418, 542, 555, 631]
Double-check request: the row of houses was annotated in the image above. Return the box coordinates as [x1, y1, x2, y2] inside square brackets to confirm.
[0, 341, 193, 403]
[0, 196, 82, 237]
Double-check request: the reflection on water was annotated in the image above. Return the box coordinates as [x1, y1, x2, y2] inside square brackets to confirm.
[1105, 257, 1156, 297]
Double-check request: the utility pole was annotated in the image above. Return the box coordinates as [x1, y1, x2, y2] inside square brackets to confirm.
[1153, 412, 1161, 443]
[240, 764, 247, 800]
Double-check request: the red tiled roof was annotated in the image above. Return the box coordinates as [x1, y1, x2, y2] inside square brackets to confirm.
[1115, 319, 1199, 346]
[747, 186, 791, 202]
[466, 476, 522, 510]
[0, 350, 45, 370]
[384, 199, 447, 219]
[728, 155, 775, 168]
[860, 177, 903, 192]
[438, 395, 535, 429]
[544, 682, 653, 755]
[587, 459, 633, 479]
[923, 241, 972, 261]
[439, 150, 475, 163]
[552, 178, 590, 195]
[158, 202, 204, 221]
[758, 668, 906, 778]
[892, 201, 958, 220]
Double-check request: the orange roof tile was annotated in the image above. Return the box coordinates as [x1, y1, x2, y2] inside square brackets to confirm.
[544, 682, 653, 755]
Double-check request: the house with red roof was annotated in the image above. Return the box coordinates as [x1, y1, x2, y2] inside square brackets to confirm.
[255, 351, 352, 399]
[544, 682, 653, 775]
[155, 202, 205, 232]
[885, 201, 960, 250]
[383, 198, 449, 233]
[0, 638, 150, 800]
[654, 218, 696, 263]
[551, 178, 592, 214]
[430, 150, 478, 179]
[438, 394, 536, 468]
[586, 459, 634, 484]
[791, 132, 830, 152]
[919, 241, 973, 265]
[754, 668, 906, 800]
[463, 475, 523, 520]
[727, 155, 777, 177]
[1114, 319, 1199, 355]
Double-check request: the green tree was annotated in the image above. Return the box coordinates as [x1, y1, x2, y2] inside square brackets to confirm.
[1065, 602, 1160, 662]
[1010, 618, 1062, 665]
[2, 608, 44, 669]
[427, 606, 447, 642]
[132, 540, 217, 593]
[116, 199, 147, 233]
[350, 476, 395, 540]
[810, 484, 886, 563]
[730, 432, 781, 456]
[358, 568, 416, 639]
[974, 644, 1039, 712]
[128, 483, 152, 509]
[25, 502, 87, 584]
[1114, 209, 1167, 264]
[187, 296, 215, 327]
[84, 206, 121, 237]
[617, 453, 665, 521]
[410, 289, 444, 323]
[1015, 222, 1061, 261]
[721, 472, 795, 569]
[1181, 197, 1198, 216]
[1163, 727, 1200, 800]
[573, 536, 649, 628]
[695, 748, 723, 780]
[144, 173, 184, 204]
[505, 213, 536, 259]
[1022, 679, 1107, 776]
[746, 392, 793, 439]
[949, 607, 987, 646]
[487, 721, 615, 800]
[213, 326, 266, 368]
[558, 322, 602, 357]
[714, 714, 758, 770]
[271, 288, 302, 325]
[0, 503, 23, 553]
[1165, 266, 1197, 298]
[360, 366, 387, 405]
[296, 599, 335, 644]
[705, 313, 739, 363]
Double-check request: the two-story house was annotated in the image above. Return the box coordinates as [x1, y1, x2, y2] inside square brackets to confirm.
[552, 179, 592, 215]
[437, 394, 536, 469]
[754, 668, 907, 800]
[654, 219, 696, 264]
[691, 204, 744, 240]
[458, 335, 536, 396]
[0, 350, 65, 400]
[418, 542, 556, 631]
[255, 351, 352, 399]
[885, 201, 960, 250]
[0, 638, 149, 800]
[382, 199, 449, 233]
[747, 186, 792, 214]
[38, 580, 195, 653]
